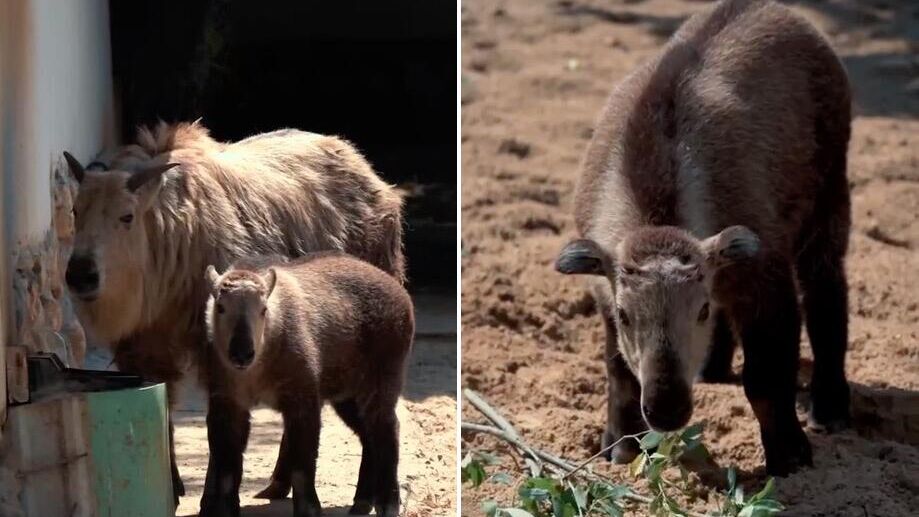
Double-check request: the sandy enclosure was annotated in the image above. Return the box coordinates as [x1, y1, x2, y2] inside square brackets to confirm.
[461, 0, 919, 515]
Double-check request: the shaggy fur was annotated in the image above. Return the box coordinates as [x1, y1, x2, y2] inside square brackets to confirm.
[65, 120, 405, 503]
[557, 0, 851, 476]
[200, 253, 413, 517]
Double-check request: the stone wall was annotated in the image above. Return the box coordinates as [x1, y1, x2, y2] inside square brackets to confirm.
[10, 165, 86, 367]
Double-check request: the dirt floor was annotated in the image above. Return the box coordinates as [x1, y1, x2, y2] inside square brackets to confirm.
[95, 294, 457, 517]
[461, 0, 919, 515]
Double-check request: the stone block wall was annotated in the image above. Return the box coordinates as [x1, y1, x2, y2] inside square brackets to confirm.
[10, 166, 86, 367]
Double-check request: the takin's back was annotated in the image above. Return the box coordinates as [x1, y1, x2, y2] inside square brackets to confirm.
[115, 121, 405, 283]
[270, 252, 415, 370]
[575, 0, 851, 256]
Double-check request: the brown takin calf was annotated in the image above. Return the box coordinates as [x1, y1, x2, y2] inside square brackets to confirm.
[555, 0, 851, 476]
[200, 252, 413, 517]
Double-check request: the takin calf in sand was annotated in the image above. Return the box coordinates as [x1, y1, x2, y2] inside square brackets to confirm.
[555, 0, 851, 476]
[200, 252, 413, 517]
[62, 121, 404, 503]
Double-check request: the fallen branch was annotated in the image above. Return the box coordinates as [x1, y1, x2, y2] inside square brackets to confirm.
[463, 389, 543, 476]
[461, 390, 713, 517]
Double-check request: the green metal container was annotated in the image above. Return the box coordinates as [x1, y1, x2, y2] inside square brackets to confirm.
[87, 383, 174, 517]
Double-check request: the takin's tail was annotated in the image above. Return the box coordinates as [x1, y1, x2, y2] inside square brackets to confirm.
[376, 199, 407, 285]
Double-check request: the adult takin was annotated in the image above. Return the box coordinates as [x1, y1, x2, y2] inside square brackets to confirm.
[200, 253, 414, 517]
[62, 121, 404, 502]
[554, 0, 851, 476]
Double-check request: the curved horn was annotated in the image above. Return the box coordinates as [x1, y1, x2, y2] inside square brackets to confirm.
[63, 152, 85, 183]
[126, 163, 180, 192]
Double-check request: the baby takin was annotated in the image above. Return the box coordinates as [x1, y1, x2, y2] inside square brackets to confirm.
[555, 0, 851, 476]
[200, 253, 414, 517]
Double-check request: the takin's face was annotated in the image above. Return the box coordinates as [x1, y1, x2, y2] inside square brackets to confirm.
[205, 266, 277, 370]
[556, 225, 760, 432]
[63, 152, 178, 304]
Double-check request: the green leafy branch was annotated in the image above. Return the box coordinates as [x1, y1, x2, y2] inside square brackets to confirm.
[461, 389, 783, 517]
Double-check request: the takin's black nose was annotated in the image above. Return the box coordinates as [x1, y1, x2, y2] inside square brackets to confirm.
[66, 254, 100, 298]
[228, 323, 256, 368]
[641, 383, 693, 432]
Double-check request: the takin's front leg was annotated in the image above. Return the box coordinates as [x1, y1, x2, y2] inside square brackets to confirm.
[729, 257, 812, 477]
[200, 396, 250, 517]
[281, 396, 323, 517]
[597, 304, 646, 464]
[254, 429, 292, 500]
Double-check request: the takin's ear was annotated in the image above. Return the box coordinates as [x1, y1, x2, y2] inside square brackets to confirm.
[205, 265, 221, 293]
[701, 225, 760, 270]
[63, 152, 85, 183]
[262, 268, 278, 298]
[126, 163, 180, 193]
[555, 238, 610, 276]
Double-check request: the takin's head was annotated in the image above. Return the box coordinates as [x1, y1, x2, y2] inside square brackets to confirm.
[63, 152, 178, 309]
[555, 225, 759, 432]
[204, 265, 278, 370]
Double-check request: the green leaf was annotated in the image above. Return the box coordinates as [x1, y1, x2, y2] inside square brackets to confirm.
[463, 460, 487, 488]
[628, 453, 647, 478]
[680, 423, 704, 443]
[748, 478, 776, 503]
[640, 431, 665, 450]
[520, 487, 551, 501]
[726, 467, 738, 492]
[551, 498, 576, 517]
[491, 472, 514, 486]
[483, 500, 499, 517]
[571, 484, 588, 510]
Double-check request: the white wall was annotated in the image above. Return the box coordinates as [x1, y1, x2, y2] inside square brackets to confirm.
[0, 0, 114, 443]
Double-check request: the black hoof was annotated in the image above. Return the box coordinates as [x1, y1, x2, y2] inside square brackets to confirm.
[764, 425, 812, 477]
[254, 479, 291, 500]
[348, 500, 373, 515]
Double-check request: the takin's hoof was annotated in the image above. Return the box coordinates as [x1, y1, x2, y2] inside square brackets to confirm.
[348, 500, 373, 515]
[373, 502, 400, 517]
[808, 381, 851, 433]
[602, 430, 641, 464]
[764, 425, 813, 477]
[199, 494, 241, 517]
[254, 479, 291, 500]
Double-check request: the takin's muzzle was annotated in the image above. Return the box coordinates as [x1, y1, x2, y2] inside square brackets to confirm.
[228, 319, 256, 368]
[639, 348, 693, 432]
[66, 253, 100, 299]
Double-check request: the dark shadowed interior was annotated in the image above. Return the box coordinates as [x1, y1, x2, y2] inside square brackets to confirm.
[108, 0, 456, 291]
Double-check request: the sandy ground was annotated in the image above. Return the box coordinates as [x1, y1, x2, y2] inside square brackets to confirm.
[90, 293, 457, 517]
[461, 0, 919, 515]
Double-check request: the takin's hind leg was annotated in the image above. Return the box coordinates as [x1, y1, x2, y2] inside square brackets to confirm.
[254, 429, 292, 500]
[333, 399, 375, 515]
[698, 309, 738, 383]
[364, 404, 400, 517]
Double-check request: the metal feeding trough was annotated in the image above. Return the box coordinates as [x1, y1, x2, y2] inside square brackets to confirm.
[5, 352, 174, 517]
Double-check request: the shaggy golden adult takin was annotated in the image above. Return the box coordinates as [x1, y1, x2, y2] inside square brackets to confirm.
[63, 121, 404, 503]
[555, 0, 851, 476]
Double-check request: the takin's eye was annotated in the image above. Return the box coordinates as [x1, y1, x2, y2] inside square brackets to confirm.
[617, 307, 631, 327]
[697, 302, 710, 323]
[261, 307, 267, 316]
[216, 303, 225, 314]
[119, 214, 134, 224]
